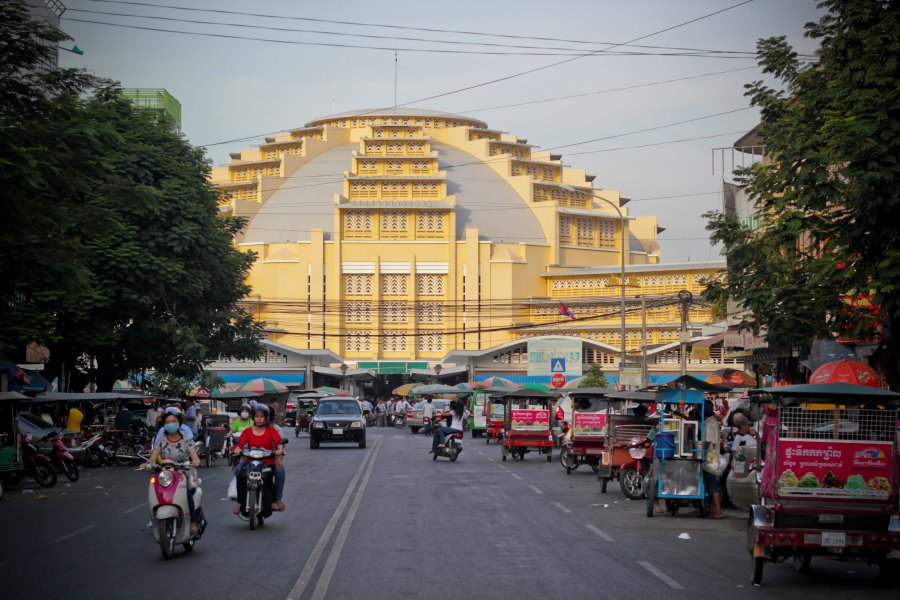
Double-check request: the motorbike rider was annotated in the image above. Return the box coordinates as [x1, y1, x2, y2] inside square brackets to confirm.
[394, 397, 412, 425]
[231, 403, 254, 435]
[232, 404, 286, 513]
[146, 408, 202, 534]
[154, 406, 194, 444]
[431, 400, 468, 454]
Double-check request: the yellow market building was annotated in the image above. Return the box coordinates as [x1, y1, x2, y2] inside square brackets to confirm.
[209, 109, 735, 393]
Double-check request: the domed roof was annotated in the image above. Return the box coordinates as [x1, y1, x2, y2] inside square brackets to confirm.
[242, 140, 547, 245]
[306, 107, 486, 129]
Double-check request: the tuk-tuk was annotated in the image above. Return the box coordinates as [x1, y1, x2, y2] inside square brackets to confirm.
[0, 392, 27, 499]
[499, 389, 559, 462]
[290, 391, 326, 436]
[481, 387, 510, 444]
[468, 391, 488, 438]
[746, 383, 900, 585]
[559, 387, 614, 475]
[598, 390, 659, 498]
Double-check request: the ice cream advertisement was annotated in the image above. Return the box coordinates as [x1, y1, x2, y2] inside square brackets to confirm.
[777, 440, 892, 499]
[572, 413, 606, 436]
[510, 409, 550, 431]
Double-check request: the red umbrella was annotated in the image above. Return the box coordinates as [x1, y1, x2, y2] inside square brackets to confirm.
[809, 360, 880, 388]
[705, 368, 757, 388]
[474, 376, 518, 389]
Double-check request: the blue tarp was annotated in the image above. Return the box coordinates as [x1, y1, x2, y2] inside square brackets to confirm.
[218, 373, 304, 384]
[475, 374, 681, 384]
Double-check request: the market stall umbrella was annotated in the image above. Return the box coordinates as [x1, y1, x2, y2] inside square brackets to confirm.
[561, 377, 584, 389]
[704, 368, 757, 388]
[518, 382, 551, 392]
[313, 386, 350, 397]
[474, 376, 517, 389]
[112, 379, 139, 391]
[411, 384, 468, 396]
[237, 378, 288, 394]
[455, 382, 480, 391]
[809, 359, 880, 388]
[392, 383, 424, 397]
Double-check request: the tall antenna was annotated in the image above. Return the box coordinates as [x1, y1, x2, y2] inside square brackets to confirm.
[394, 50, 398, 108]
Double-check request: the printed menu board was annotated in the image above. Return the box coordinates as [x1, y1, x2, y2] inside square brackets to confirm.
[777, 440, 892, 499]
[510, 409, 550, 431]
[572, 413, 606, 436]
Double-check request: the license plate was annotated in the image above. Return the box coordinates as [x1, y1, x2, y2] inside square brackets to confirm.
[821, 531, 846, 548]
[331, 428, 343, 435]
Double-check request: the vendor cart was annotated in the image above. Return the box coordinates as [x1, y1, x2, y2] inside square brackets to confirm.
[482, 387, 510, 444]
[204, 414, 230, 466]
[499, 389, 559, 462]
[559, 387, 613, 475]
[746, 383, 900, 585]
[598, 390, 659, 499]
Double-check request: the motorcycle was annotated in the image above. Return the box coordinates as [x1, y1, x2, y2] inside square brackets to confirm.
[618, 435, 653, 500]
[47, 433, 79, 482]
[235, 445, 281, 530]
[80, 432, 110, 467]
[432, 430, 463, 462]
[147, 460, 206, 560]
[21, 433, 57, 487]
[392, 412, 407, 428]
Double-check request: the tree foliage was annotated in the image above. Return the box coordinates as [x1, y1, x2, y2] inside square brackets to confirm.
[704, 0, 900, 388]
[578, 362, 608, 388]
[0, 1, 263, 390]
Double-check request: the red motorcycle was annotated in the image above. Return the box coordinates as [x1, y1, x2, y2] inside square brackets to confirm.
[48, 433, 79, 482]
[619, 435, 653, 500]
[21, 434, 57, 487]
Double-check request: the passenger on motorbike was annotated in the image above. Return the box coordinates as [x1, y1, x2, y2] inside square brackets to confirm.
[232, 404, 286, 513]
[231, 403, 254, 435]
[146, 409, 202, 534]
[431, 400, 468, 453]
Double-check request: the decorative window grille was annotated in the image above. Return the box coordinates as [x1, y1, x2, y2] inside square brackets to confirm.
[559, 216, 572, 239]
[533, 186, 550, 202]
[374, 129, 384, 138]
[417, 332, 444, 353]
[349, 181, 377, 199]
[409, 142, 425, 153]
[345, 331, 372, 352]
[598, 220, 616, 248]
[381, 210, 408, 231]
[344, 209, 372, 230]
[412, 181, 439, 198]
[344, 274, 373, 295]
[525, 165, 538, 177]
[542, 167, 556, 181]
[386, 160, 403, 173]
[386, 142, 402, 154]
[411, 160, 429, 173]
[576, 217, 594, 245]
[380, 301, 408, 323]
[366, 142, 383, 153]
[345, 302, 372, 323]
[417, 274, 445, 296]
[359, 160, 378, 174]
[382, 180, 408, 198]
[381, 274, 408, 295]
[381, 331, 408, 353]
[416, 210, 443, 231]
[417, 302, 444, 323]
[390, 129, 400, 137]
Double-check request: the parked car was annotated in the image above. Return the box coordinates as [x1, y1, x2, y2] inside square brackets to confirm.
[408, 399, 452, 433]
[17, 413, 85, 461]
[309, 398, 366, 449]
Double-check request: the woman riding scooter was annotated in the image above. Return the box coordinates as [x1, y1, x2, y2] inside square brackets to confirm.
[147, 408, 202, 534]
[232, 404, 286, 513]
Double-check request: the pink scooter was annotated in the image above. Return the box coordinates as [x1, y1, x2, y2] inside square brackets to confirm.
[148, 459, 206, 560]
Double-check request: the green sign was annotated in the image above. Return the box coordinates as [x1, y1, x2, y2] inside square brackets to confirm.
[358, 361, 427, 374]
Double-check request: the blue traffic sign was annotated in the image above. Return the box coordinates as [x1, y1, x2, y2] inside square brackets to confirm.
[550, 358, 566, 373]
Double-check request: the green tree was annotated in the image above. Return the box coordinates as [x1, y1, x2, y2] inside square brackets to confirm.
[704, 0, 900, 388]
[578, 363, 609, 388]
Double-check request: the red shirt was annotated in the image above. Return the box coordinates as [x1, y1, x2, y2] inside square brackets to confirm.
[237, 426, 281, 464]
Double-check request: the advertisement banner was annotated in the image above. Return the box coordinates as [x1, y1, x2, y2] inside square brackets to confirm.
[572, 413, 606, 436]
[527, 339, 583, 377]
[776, 440, 893, 499]
[510, 409, 550, 431]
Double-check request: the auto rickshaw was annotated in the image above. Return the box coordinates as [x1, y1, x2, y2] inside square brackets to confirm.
[559, 387, 614, 475]
[0, 392, 27, 500]
[481, 387, 509, 444]
[746, 383, 900, 585]
[499, 389, 559, 462]
[291, 391, 326, 436]
[598, 390, 659, 498]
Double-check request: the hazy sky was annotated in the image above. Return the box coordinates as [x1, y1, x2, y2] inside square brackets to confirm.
[58, 0, 823, 263]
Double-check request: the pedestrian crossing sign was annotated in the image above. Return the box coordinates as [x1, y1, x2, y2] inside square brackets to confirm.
[551, 358, 566, 373]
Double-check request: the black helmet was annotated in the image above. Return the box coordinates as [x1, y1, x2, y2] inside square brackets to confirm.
[252, 403, 270, 420]
[239, 403, 251, 413]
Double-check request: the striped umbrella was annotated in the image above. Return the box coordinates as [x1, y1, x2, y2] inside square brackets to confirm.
[237, 378, 288, 394]
[561, 377, 585, 389]
[313, 386, 351, 397]
[392, 383, 423, 397]
[474, 376, 517, 389]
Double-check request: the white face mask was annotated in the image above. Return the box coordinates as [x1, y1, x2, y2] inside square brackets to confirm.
[240, 411, 250, 419]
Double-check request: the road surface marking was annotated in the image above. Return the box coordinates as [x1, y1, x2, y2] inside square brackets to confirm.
[528, 485, 543, 495]
[52, 525, 95, 543]
[586, 524, 614, 541]
[202, 473, 217, 481]
[638, 561, 684, 590]
[552, 501, 572, 514]
[509, 473, 522, 480]
[286, 437, 382, 600]
[122, 503, 145, 514]
[486, 457, 495, 462]
[310, 439, 383, 600]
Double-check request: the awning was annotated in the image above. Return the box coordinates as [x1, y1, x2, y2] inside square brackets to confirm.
[691, 332, 726, 347]
[312, 366, 376, 379]
[408, 366, 468, 378]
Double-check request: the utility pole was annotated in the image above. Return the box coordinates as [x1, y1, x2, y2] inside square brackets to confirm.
[640, 294, 648, 388]
[678, 290, 693, 376]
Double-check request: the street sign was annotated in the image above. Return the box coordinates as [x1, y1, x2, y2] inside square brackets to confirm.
[550, 358, 566, 373]
[551, 373, 566, 388]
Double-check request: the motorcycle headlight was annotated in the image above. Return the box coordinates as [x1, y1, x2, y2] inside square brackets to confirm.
[312, 421, 325, 429]
[351, 421, 363, 428]
[157, 470, 174, 488]
[248, 449, 267, 459]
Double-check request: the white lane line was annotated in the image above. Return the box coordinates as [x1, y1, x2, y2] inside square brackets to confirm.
[638, 561, 685, 590]
[586, 524, 614, 541]
[52, 525, 95, 544]
[510, 473, 522, 480]
[487, 457, 495, 462]
[286, 437, 382, 600]
[122, 503, 145, 514]
[552, 501, 572, 514]
[310, 439, 383, 600]
[528, 485, 543, 495]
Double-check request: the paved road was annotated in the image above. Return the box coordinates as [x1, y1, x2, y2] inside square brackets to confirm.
[1, 430, 896, 599]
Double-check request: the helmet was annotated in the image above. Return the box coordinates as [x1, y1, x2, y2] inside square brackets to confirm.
[239, 403, 251, 413]
[163, 406, 184, 424]
[252, 403, 270, 420]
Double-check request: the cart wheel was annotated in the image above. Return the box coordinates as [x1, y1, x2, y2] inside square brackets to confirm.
[792, 554, 811, 573]
[751, 556, 765, 586]
[645, 476, 656, 518]
[667, 500, 679, 516]
[600, 477, 608, 493]
[619, 467, 645, 500]
[559, 451, 578, 473]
